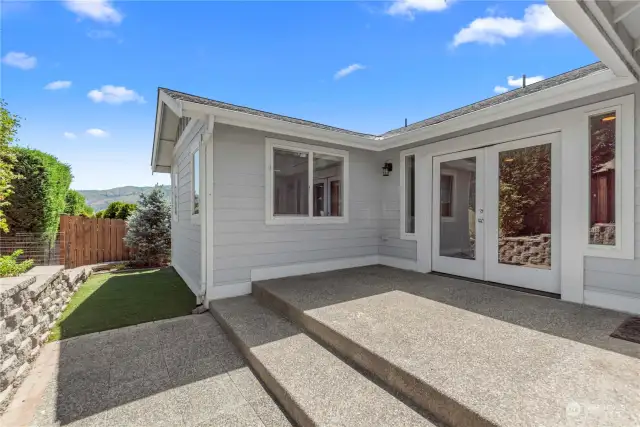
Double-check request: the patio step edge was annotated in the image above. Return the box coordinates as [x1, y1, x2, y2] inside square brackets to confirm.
[210, 295, 439, 427]
[252, 282, 497, 427]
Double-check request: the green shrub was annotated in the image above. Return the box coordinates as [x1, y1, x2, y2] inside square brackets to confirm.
[95, 210, 105, 219]
[103, 201, 124, 219]
[5, 147, 72, 243]
[116, 203, 136, 220]
[102, 201, 136, 220]
[0, 249, 34, 277]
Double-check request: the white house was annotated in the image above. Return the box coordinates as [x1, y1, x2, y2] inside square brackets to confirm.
[150, 0, 640, 314]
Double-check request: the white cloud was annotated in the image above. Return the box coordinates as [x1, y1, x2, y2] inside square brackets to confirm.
[387, 0, 449, 19]
[64, 132, 77, 139]
[87, 29, 117, 39]
[1, 52, 37, 70]
[44, 80, 72, 90]
[493, 74, 545, 93]
[334, 64, 366, 80]
[452, 4, 568, 47]
[86, 128, 109, 137]
[63, 0, 123, 24]
[87, 85, 145, 104]
[507, 75, 545, 87]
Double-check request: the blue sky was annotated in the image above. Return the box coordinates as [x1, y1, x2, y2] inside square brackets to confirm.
[2, 0, 597, 190]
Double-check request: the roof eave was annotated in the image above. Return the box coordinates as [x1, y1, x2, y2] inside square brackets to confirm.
[172, 69, 633, 152]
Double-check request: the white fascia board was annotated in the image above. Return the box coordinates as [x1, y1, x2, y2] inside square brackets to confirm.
[547, 0, 638, 79]
[151, 97, 164, 172]
[181, 100, 382, 151]
[159, 90, 183, 117]
[177, 70, 633, 153]
[580, 0, 640, 78]
[382, 69, 635, 149]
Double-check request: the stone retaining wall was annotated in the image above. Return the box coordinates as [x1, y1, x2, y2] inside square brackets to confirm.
[590, 223, 615, 246]
[0, 265, 94, 412]
[499, 234, 551, 267]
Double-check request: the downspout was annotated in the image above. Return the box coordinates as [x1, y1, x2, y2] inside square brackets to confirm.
[197, 114, 215, 307]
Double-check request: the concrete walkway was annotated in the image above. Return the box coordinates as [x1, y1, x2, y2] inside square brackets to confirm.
[1, 315, 291, 427]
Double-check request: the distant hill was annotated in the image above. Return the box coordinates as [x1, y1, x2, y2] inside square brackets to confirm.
[78, 185, 171, 211]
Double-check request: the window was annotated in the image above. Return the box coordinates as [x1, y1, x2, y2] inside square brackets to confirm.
[266, 139, 348, 224]
[172, 171, 179, 221]
[588, 112, 616, 246]
[440, 174, 454, 218]
[404, 155, 415, 234]
[192, 149, 200, 216]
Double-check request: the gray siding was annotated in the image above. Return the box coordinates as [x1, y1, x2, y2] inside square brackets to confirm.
[378, 150, 418, 261]
[171, 121, 203, 295]
[211, 124, 381, 287]
[584, 83, 640, 302]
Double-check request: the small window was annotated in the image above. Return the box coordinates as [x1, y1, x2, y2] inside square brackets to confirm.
[192, 149, 200, 215]
[313, 153, 344, 217]
[441, 174, 454, 218]
[405, 155, 415, 234]
[267, 139, 348, 224]
[172, 172, 179, 220]
[274, 148, 309, 216]
[589, 112, 616, 246]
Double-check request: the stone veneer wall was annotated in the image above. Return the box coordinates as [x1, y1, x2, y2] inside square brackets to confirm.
[0, 265, 94, 411]
[499, 234, 551, 267]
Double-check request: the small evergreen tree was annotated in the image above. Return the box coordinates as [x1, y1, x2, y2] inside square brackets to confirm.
[124, 186, 171, 266]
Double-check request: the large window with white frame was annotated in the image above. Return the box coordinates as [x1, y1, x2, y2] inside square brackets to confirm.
[266, 138, 348, 224]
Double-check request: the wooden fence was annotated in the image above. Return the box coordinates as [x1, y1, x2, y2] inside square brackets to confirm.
[59, 215, 132, 268]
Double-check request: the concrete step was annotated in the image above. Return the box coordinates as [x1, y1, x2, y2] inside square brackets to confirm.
[210, 296, 439, 427]
[253, 278, 640, 427]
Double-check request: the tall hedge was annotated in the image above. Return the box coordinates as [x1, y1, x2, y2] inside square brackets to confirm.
[5, 147, 72, 242]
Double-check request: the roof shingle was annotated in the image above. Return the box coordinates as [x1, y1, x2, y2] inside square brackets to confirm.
[160, 61, 608, 140]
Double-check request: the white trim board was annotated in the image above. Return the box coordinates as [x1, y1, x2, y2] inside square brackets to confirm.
[206, 281, 252, 303]
[584, 289, 640, 315]
[250, 255, 418, 282]
[251, 255, 379, 282]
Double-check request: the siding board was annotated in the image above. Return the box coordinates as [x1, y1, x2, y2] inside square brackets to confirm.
[211, 124, 382, 287]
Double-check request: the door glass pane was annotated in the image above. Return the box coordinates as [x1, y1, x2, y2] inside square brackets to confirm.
[439, 158, 476, 259]
[274, 148, 309, 216]
[498, 144, 551, 269]
[589, 112, 616, 246]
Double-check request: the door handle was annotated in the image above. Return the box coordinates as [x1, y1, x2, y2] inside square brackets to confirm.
[477, 218, 484, 223]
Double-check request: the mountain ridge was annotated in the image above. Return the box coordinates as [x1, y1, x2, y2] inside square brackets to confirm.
[78, 185, 171, 211]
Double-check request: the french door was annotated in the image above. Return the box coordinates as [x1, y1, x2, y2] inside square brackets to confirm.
[432, 134, 560, 294]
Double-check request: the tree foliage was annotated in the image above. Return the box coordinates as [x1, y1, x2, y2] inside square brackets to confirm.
[498, 144, 551, 237]
[0, 100, 21, 233]
[102, 201, 136, 220]
[124, 187, 171, 266]
[64, 189, 88, 215]
[5, 147, 72, 243]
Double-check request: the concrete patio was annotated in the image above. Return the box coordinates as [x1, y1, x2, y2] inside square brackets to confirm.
[1, 314, 291, 427]
[250, 266, 640, 426]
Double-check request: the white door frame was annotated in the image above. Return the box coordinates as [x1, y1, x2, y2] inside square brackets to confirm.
[484, 133, 561, 293]
[432, 149, 485, 280]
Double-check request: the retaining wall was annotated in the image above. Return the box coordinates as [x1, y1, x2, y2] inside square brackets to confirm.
[0, 265, 93, 411]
